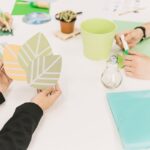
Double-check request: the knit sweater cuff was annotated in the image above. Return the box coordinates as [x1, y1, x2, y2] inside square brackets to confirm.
[16, 103, 43, 122]
[0, 92, 5, 104]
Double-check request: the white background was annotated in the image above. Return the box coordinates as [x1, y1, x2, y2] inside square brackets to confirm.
[1, 0, 150, 150]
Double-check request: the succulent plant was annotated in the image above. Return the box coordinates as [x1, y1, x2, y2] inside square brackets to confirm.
[56, 10, 77, 23]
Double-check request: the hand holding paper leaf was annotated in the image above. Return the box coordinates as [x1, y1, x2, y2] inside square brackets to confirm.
[2, 33, 62, 89]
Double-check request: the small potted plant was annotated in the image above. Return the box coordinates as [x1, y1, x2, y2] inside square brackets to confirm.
[55, 10, 77, 34]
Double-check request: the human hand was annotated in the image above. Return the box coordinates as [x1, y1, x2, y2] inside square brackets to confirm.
[34, 1, 49, 9]
[0, 60, 12, 93]
[32, 84, 61, 111]
[115, 29, 143, 49]
[124, 51, 150, 79]
[0, 12, 13, 31]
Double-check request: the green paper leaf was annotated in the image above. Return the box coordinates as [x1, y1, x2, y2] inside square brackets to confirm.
[18, 32, 52, 71]
[3, 44, 27, 81]
[27, 55, 62, 89]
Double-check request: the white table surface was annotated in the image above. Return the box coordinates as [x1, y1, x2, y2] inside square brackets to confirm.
[1, 0, 150, 150]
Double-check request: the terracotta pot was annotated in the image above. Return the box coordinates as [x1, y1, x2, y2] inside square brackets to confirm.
[60, 20, 75, 34]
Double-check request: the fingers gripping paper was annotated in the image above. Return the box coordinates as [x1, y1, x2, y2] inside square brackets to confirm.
[115, 20, 150, 57]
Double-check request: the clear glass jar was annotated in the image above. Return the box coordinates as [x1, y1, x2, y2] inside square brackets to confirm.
[101, 55, 122, 89]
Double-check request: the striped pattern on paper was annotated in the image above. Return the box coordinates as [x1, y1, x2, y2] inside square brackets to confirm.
[3, 44, 27, 81]
[18, 32, 52, 71]
[27, 55, 62, 89]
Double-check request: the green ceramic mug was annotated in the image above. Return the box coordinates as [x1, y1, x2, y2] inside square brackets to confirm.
[80, 18, 117, 60]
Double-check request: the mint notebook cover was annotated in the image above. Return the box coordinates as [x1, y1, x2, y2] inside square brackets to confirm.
[12, 0, 49, 15]
[107, 90, 150, 150]
[114, 20, 150, 57]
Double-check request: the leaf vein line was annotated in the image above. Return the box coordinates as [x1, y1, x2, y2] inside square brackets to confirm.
[35, 33, 41, 56]
[31, 56, 61, 84]
[22, 47, 32, 62]
[18, 52, 28, 68]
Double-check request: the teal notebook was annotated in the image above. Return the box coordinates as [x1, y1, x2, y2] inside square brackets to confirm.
[107, 90, 150, 150]
[114, 20, 150, 57]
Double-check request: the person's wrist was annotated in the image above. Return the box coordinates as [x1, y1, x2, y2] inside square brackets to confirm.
[134, 26, 146, 42]
[32, 101, 45, 111]
[134, 28, 144, 41]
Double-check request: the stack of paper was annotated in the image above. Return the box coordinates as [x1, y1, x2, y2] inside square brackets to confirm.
[107, 90, 150, 150]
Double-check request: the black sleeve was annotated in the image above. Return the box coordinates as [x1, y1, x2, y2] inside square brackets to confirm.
[0, 92, 5, 104]
[0, 102, 43, 150]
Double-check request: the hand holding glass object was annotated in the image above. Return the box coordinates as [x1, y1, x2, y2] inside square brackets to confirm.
[101, 55, 122, 89]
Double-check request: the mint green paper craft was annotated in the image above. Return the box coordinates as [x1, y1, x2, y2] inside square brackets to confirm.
[18, 32, 52, 71]
[115, 20, 150, 56]
[27, 55, 62, 89]
[107, 90, 150, 150]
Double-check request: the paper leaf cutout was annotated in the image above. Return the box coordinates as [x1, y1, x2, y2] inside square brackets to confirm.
[18, 32, 52, 71]
[3, 44, 27, 81]
[27, 55, 62, 89]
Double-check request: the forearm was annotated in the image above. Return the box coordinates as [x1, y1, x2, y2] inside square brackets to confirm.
[0, 103, 43, 150]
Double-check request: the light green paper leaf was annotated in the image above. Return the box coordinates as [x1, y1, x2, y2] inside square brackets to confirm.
[27, 55, 62, 89]
[18, 32, 52, 71]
